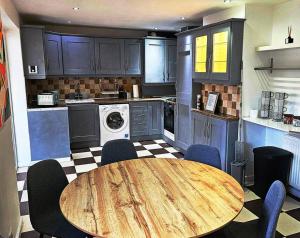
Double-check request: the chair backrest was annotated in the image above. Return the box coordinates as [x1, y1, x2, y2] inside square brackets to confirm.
[101, 139, 138, 166]
[27, 160, 68, 230]
[261, 180, 286, 238]
[184, 144, 221, 169]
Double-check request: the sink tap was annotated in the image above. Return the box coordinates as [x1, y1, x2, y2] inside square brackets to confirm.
[75, 82, 82, 99]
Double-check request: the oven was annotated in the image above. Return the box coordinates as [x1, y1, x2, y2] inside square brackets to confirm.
[164, 98, 176, 141]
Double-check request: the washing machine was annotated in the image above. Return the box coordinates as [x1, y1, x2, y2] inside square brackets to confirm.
[99, 104, 130, 146]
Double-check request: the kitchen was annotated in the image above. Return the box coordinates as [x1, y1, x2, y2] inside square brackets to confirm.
[1, 0, 300, 238]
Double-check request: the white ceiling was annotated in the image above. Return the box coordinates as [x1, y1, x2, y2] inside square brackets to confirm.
[12, 0, 286, 31]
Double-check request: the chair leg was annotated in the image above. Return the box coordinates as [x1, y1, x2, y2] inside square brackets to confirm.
[39, 234, 44, 238]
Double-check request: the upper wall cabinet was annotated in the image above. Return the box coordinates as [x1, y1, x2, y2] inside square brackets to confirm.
[144, 38, 177, 84]
[193, 19, 245, 85]
[62, 36, 95, 75]
[21, 26, 46, 79]
[45, 33, 63, 75]
[95, 38, 125, 75]
[124, 39, 142, 75]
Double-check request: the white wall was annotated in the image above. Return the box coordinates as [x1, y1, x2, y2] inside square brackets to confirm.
[203, 5, 246, 26]
[0, 1, 22, 237]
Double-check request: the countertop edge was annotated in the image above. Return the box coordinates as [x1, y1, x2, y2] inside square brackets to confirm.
[192, 108, 239, 121]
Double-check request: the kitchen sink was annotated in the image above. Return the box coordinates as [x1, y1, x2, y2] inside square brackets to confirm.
[65, 99, 95, 104]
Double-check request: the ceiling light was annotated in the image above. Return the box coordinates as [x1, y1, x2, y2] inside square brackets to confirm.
[154, 27, 158, 30]
[67, 20, 72, 24]
[73, 7, 80, 11]
[224, 0, 232, 3]
[181, 17, 185, 20]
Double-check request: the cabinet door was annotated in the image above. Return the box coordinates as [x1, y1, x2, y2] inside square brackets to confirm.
[208, 117, 227, 171]
[165, 40, 177, 83]
[68, 104, 100, 148]
[45, 33, 63, 75]
[21, 27, 46, 79]
[95, 38, 125, 75]
[175, 102, 191, 150]
[210, 23, 231, 81]
[145, 39, 165, 83]
[193, 29, 210, 80]
[62, 36, 95, 75]
[125, 39, 142, 75]
[130, 102, 149, 136]
[148, 102, 163, 135]
[191, 112, 208, 145]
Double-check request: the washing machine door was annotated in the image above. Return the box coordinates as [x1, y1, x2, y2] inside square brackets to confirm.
[103, 110, 128, 133]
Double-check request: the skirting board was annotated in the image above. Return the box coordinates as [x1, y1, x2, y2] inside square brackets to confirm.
[15, 217, 22, 238]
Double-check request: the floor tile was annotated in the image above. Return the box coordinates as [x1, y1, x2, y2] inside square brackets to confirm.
[91, 150, 101, 157]
[21, 190, 28, 203]
[140, 140, 156, 145]
[287, 232, 300, 238]
[172, 152, 184, 159]
[72, 152, 93, 160]
[17, 167, 28, 173]
[287, 208, 300, 221]
[71, 148, 91, 153]
[63, 166, 76, 174]
[75, 163, 98, 174]
[17, 180, 25, 191]
[154, 139, 166, 144]
[244, 199, 263, 218]
[282, 196, 300, 212]
[154, 153, 177, 159]
[137, 150, 153, 157]
[149, 148, 169, 155]
[66, 174, 77, 183]
[244, 188, 261, 202]
[133, 142, 141, 146]
[165, 147, 178, 153]
[21, 215, 34, 233]
[277, 212, 300, 236]
[90, 146, 101, 151]
[143, 144, 162, 150]
[94, 156, 102, 163]
[135, 146, 146, 151]
[60, 160, 75, 167]
[233, 207, 258, 223]
[73, 157, 96, 166]
[20, 202, 29, 216]
[17, 172, 27, 181]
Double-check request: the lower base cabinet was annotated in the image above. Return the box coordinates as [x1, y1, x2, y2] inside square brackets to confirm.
[68, 104, 100, 149]
[191, 111, 238, 172]
[130, 101, 163, 140]
[28, 108, 70, 161]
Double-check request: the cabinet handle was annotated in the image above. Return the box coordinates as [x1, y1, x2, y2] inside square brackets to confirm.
[208, 55, 212, 72]
[167, 73, 170, 81]
[163, 72, 165, 81]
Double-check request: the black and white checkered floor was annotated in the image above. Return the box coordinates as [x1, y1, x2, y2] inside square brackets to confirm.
[17, 140, 300, 238]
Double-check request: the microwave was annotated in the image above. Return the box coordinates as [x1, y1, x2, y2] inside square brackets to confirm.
[37, 91, 59, 106]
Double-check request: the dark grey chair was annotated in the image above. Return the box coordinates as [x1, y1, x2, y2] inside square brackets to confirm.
[27, 160, 92, 238]
[184, 144, 222, 169]
[101, 139, 138, 166]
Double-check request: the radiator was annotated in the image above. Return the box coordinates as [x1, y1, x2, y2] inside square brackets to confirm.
[284, 135, 300, 190]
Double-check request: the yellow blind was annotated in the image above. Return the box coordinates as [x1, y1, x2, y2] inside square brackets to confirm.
[195, 35, 207, 73]
[212, 31, 228, 73]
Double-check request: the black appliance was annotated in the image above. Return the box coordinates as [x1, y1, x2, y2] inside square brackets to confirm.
[164, 98, 176, 135]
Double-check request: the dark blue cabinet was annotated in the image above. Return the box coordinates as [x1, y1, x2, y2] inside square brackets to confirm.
[28, 108, 70, 161]
[62, 36, 95, 75]
[125, 39, 142, 75]
[191, 111, 238, 172]
[95, 38, 125, 75]
[148, 102, 163, 135]
[45, 33, 63, 75]
[175, 34, 193, 151]
[21, 26, 46, 79]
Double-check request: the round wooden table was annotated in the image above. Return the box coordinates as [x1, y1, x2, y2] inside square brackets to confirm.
[60, 158, 244, 238]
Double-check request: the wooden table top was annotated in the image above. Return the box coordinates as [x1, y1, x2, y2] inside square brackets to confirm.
[60, 158, 244, 238]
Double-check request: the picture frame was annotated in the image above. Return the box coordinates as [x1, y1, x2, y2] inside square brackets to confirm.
[205, 92, 219, 113]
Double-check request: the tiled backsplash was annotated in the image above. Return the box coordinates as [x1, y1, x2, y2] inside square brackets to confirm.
[200, 84, 241, 117]
[26, 77, 142, 101]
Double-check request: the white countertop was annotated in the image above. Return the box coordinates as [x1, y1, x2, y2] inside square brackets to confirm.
[28, 107, 68, 112]
[243, 117, 300, 133]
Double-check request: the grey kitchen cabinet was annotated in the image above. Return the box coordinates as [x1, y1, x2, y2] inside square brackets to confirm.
[125, 39, 142, 75]
[95, 38, 125, 75]
[165, 40, 177, 82]
[45, 33, 63, 75]
[130, 101, 163, 138]
[145, 39, 165, 83]
[62, 36, 95, 75]
[175, 34, 193, 151]
[192, 19, 244, 85]
[191, 111, 238, 172]
[68, 104, 100, 149]
[28, 108, 70, 161]
[130, 102, 149, 137]
[21, 26, 46, 79]
[148, 101, 163, 135]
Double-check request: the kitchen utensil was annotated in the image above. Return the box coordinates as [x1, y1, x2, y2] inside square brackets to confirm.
[250, 109, 258, 118]
[272, 92, 288, 122]
[132, 85, 139, 98]
[259, 91, 274, 119]
[293, 116, 300, 127]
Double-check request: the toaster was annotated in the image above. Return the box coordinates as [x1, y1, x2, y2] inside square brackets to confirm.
[37, 92, 59, 106]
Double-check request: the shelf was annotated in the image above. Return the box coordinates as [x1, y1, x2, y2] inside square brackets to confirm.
[254, 58, 300, 73]
[256, 43, 300, 52]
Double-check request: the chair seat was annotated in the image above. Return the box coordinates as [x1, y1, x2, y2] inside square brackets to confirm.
[35, 210, 91, 238]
